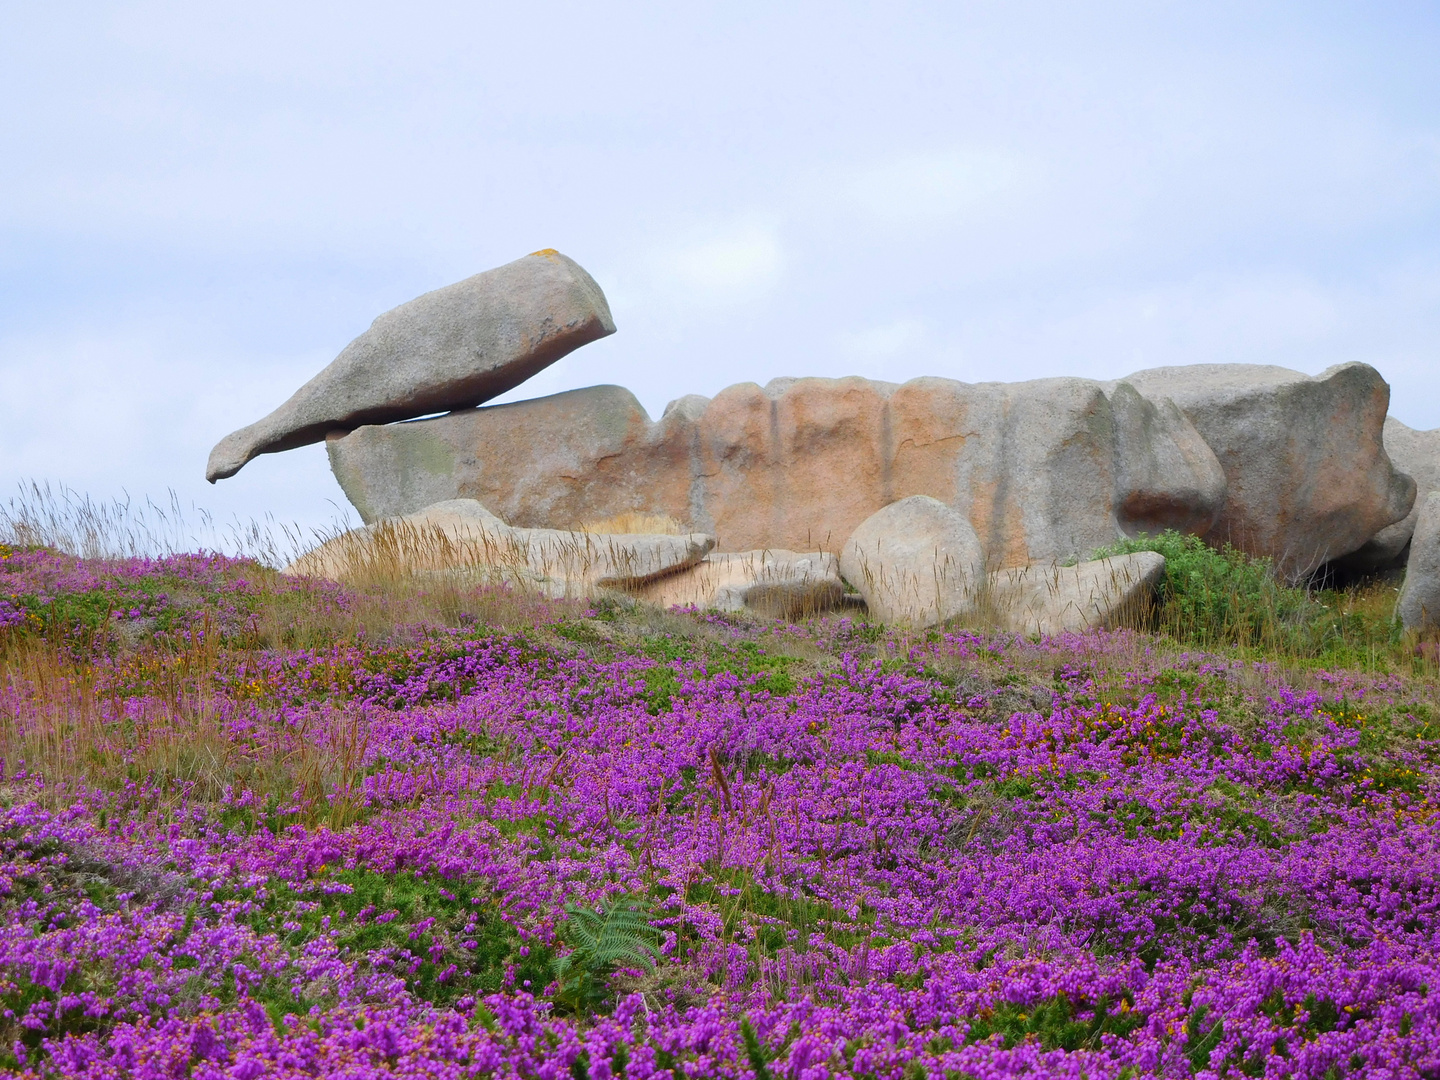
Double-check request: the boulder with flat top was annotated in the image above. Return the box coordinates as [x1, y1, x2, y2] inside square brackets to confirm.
[986, 551, 1166, 637]
[636, 550, 845, 618]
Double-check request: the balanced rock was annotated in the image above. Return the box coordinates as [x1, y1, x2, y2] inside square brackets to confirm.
[986, 552, 1166, 637]
[1397, 492, 1440, 632]
[839, 496, 984, 627]
[1121, 363, 1414, 579]
[327, 375, 1226, 567]
[636, 550, 844, 618]
[1333, 417, 1440, 573]
[284, 499, 712, 597]
[208, 251, 615, 481]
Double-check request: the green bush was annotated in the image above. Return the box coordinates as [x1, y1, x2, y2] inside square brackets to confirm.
[1092, 531, 1415, 667]
[1094, 531, 1308, 647]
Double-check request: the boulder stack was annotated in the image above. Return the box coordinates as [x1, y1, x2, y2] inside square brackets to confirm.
[209, 253, 1428, 629]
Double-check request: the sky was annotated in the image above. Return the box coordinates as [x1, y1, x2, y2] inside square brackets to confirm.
[2, 1, 1438, 547]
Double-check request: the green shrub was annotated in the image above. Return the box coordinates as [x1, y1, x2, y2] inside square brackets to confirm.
[1094, 531, 1308, 647]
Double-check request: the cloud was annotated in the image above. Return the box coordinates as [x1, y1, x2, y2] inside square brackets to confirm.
[839, 318, 928, 360]
[663, 223, 785, 301]
[601, 220, 787, 337]
[844, 148, 1024, 230]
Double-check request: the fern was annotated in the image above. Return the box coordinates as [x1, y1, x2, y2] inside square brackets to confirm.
[552, 893, 663, 1013]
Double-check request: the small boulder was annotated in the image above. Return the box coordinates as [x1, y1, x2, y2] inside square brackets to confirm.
[208, 250, 615, 481]
[1122, 362, 1414, 579]
[636, 550, 845, 618]
[1397, 492, 1440, 632]
[986, 552, 1166, 637]
[283, 499, 712, 597]
[839, 496, 984, 627]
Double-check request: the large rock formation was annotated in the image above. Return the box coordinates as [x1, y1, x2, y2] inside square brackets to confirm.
[1397, 492, 1440, 632]
[839, 496, 983, 627]
[204, 261, 1415, 603]
[208, 250, 615, 481]
[1333, 417, 1440, 573]
[1121, 363, 1414, 579]
[284, 499, 712, 596]
[327, 374, 1227, 567]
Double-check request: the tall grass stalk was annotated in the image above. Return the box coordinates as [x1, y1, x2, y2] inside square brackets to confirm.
[0, 479, 335, 568]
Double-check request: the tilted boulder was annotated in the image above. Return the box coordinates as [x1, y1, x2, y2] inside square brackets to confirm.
[327, 374, 1227, 567]
[636, 550, 845, 618]
[839, 496, 984, 627]
[986, 552, 1166, 637]
[283, 499, 712, 596]
[1121, 363, 1414, 579]
[1397, 492, 1440, 632]
[1332, 417, 1440, 573]
[207, 250, 615, 481]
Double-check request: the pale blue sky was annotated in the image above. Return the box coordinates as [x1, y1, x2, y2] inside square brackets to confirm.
[2, 2, 1438, 542]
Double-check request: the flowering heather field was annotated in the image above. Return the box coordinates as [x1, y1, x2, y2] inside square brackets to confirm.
[1, 543, 1439, 1079]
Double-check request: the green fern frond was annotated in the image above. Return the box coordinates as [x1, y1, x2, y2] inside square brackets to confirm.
[551, 893, 664, 1014]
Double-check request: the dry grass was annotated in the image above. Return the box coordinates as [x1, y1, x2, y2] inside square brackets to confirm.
[244, 566, 582, 650]
[0, 562, 577, 820]
[0, 478, 326, 566]
[0, 626, 369, 824]
[287, 513, 705, 599]
[578, 512, 685, 536]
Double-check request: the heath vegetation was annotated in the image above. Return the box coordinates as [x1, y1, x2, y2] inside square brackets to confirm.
[0, 488, 1436, 1078]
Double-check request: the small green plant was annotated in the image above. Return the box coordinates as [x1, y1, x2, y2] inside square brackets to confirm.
[741, 1018, 778, 1080]
[963, 993, 1143, 1052]
[552, 893, 663, 1014]
[1184, 1004, 1226, 1072]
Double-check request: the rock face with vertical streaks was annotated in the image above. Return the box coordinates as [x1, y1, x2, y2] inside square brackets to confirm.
[326, 374, 1228, 568]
